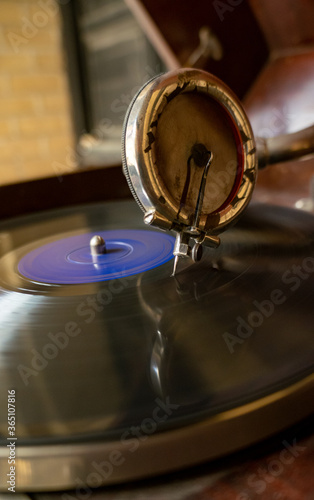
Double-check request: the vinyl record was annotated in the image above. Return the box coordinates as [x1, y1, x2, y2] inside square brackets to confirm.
[0, 199, 314, 491]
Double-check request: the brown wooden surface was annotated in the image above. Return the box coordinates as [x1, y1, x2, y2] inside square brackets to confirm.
[126, 0, 268, 98]
[33, 418, 314, 499]
[244, 50, 314, 206]
[0, 166, 131, 221]
[249, 0, 314, 51]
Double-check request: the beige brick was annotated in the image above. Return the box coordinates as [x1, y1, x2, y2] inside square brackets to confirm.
[0, 54, 34, 72]
[5, 30, 60, 55]
[3, 31, 29, 55]
[0, 29, 8, 54]
[18, 114, 72, 137]
[0, 97, 35, 117]
[0, 2, 28, 26]
[0, 77, 11, 95]
[11, 138, 45, 159]
[25, 0, 53, 3]
[0, 166, 22, 186]
[48, 136, 74, 154]
[23, 157, 69, 179]
[11, 73, 65, 93]
[0, 120, 11, 136]
[42, 94, 70, 113]
[35, 52, 64, 71]
[0, 141, 13, 160]
[0, 0, 74, 185]
[26, 30, 60, 50]
[28, 1, 60, 23]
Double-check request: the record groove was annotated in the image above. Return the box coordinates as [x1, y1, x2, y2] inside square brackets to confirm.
[0, 199, 314, 491]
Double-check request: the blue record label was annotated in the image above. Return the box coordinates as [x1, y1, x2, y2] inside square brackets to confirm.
[18, 229, 175, 284]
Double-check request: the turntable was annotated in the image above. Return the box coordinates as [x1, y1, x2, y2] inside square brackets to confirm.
[0, 57, 314, 499]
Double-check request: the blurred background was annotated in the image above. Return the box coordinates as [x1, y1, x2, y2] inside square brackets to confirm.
[0, 0, 166, 185]
[1, 0, 74, 185]
[0, 0, 313, 205]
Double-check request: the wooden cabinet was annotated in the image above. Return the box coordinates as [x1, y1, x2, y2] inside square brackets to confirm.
[126, 0, 269, 98]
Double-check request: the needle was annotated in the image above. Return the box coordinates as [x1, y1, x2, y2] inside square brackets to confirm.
[171, 255, 179, 277]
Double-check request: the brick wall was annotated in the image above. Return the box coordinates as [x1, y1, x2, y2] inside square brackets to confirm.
[0, 0, 75, 185]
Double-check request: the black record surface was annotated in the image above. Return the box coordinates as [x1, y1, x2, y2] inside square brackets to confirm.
[0, 199, 314, 490]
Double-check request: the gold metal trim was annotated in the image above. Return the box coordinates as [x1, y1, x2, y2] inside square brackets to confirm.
[124, 69, 258, 235]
